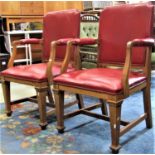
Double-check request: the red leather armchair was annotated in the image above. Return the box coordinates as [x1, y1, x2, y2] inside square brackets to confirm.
[53, 4, 155, 153]
[0, 10, 84, 130]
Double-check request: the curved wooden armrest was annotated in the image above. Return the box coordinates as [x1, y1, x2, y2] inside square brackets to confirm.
[46, 39, 76, 84]
[122, 38, 155, 97]
[8, 38, 43, 68]
[46, 38, 98, 84]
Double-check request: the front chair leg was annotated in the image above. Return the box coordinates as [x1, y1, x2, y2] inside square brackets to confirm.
[143, 85, 152, 128]
[108, 101, 122, 154]
[76, 94, 84, 109]
[35, 87, 48, 130]
[2, 80, 12, 116]
[54, 89, 65, 133]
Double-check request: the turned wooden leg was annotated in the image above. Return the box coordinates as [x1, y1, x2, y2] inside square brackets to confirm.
[143, 85, 152, 128]
[108, 102, 122, 154]
[35, 87, 48, 130]
[99, 99, 108, 116]
[2, 81, 12, 116]
[54, 89, 65, 133]
[75, 94, 84, 109]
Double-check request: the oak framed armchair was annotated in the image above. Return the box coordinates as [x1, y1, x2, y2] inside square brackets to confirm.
[53, 4, 155, 153]
[0, 9, 84, 130]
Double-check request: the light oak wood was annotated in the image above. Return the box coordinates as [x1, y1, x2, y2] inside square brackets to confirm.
[0, 1, 21, 15]
[0, 1, 83, 16]
[20, 2, 44, 15]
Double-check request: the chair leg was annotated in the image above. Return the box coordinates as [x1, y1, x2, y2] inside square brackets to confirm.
[108, 102, 122, 154]
[2, 81, 12, 116]
[99, 99, 108, 116]
[54, 89, 65, 133]
[143, 86, 152, 128]
[75, 94, 84, 109]
[35, 87, 48, 130]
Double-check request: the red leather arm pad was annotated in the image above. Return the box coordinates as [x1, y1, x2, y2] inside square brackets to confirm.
[19, 38, 42, 45]
[56, 38, 74, 45]
[70, 38, 97, 45]
[129, 38, 155, 47]
[57, 38, 97, 45]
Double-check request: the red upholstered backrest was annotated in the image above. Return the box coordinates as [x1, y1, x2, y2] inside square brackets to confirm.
[42, 10, 80, 61]
[98, 4, 154, 66]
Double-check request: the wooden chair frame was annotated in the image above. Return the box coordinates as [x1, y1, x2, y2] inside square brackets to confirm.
[53, 38, 154, 153]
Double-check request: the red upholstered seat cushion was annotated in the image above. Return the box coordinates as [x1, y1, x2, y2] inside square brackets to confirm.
[0, 63, 75, 82]
[53, 68, 146, 94]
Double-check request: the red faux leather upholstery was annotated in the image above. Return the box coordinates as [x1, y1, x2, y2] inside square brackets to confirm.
[43, 10, 80, 61]
[19, 38, 42, 45]
[0, 63, 75, 82]
[57, 38, 97, 45]
[70, 38, 97, 45]
[98, 4, 154, 65]
[53, 68, 146, 94]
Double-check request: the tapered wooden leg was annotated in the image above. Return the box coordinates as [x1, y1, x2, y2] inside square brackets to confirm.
[99, 99, 108, 116]
[2, 81, 12, 116]
[143, 86, 152, 128]
[35, 87, 48, 130]
[108, 102, 122, 154]
[54, 89, 65, 133]
[75, 94, 84, 109]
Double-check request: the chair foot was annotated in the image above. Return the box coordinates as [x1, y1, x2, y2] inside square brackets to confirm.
[58, 129, 64, 134]
[111, 149, 119, 154]
[39, 123, 48, 130]
[146, 124, 152, 129]
[110, 145, 121, 154]
[57, 126, 65, 134]
[6, 111, 12, 117]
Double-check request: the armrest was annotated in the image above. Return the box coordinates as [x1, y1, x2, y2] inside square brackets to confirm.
[128, 38, 155, 47]
[46, 38, 97, 84]
[122, 38, 155, 97]
[13, 38, 43, 45]
[46, 40, 73, 84]
[55, 38, 98, 45]
[8, 38, 43, 68]
[67, 38, 98, 45]
[46, 38, 98, 84]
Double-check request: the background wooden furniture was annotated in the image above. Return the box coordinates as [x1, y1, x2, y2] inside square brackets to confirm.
[1, 16, 43, 64]
[0, 1, 83, 16]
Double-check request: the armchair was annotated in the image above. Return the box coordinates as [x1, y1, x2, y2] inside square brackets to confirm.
[53, 4, 154, 153]
[0, 10, 84, 130]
